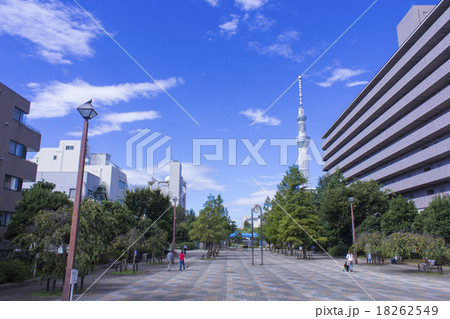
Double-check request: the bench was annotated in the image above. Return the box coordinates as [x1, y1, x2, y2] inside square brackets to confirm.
[418, 259, 443, 273]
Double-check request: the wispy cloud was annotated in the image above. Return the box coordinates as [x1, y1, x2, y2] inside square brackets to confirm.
[227, 189, 275, 207]
[346, 80, 369, 87]
[0, 0, 101, 64]
[247, 13, 275, 31]
[219, 14, 240, 37]
[235, 0, 269, 11]
[124, 162, 225, 192]
[317, 67, 367, 87]
[248, 30, 302, 62]
[205, 0, 220, 7]
[240, 108, 281, 126]
[68, 110, 161, 137]
[28, 77, 183, 119]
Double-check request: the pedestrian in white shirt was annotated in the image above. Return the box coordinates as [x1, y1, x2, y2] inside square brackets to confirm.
[346, 250, 354, 272]
[167, 251, 173, 271]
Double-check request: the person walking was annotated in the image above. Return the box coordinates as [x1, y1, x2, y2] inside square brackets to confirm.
[346, 250, 354, 272]
[183, 245, 188, 255]
[179, 251, 186, 271]
[167, 251, 173, 271]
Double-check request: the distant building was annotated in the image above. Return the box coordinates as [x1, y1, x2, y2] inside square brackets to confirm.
[0, 82, 41, 245]
[321, 1, 449, 210]
[24, 140, 128, 202]
[149, 161, 186, 209]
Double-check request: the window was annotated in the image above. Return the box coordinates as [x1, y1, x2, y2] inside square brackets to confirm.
[65, 145, 74, 150]
[69, 188, 76, 199]
[13, 107, 27, 124]
[53, 155, 57, 160]
[0, 212, 12, 227]
[426, 189, 434, 196]
[119, 180, 126, 190]
[9, 140, 27, 158]
[3, 175, 23, 191]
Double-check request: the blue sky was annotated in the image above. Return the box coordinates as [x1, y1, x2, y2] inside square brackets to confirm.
[0, 0, 439, 226]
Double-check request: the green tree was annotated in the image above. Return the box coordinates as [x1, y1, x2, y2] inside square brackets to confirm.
[381, 196, 417, 235]
[124, 187, 172, 242]
[315, 169, 351, 247]
[274, 166, 325, 256]
[13, 208, 72, 283]
[189, 194, 233, 258]
[4, 181, 72, 241]
[416, 194, 450, 242]
[76, 200, 118, 286]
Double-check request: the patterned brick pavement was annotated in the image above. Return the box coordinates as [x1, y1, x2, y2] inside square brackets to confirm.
[75, 249, 449, 301]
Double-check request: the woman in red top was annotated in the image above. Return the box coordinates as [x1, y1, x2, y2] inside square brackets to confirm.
[179, 251, 185, 271]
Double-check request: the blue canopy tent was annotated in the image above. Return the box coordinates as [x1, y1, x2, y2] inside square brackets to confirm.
[228, 232, 259, 239]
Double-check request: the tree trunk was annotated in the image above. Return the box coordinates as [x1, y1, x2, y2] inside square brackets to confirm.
[302, 248, 307, 259]
[46, 278, 50, 292]
[81, 276, 84, 290]
[51, 279, 56, 294]
[289, 243, 293, 255]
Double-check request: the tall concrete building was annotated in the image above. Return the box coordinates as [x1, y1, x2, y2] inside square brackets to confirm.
[321, 0, 449, 210]
[149, 161, 187, 209]
[297, 76, 311, 188]
[0, 82, 41, 244]
[24, 140, 128, 202]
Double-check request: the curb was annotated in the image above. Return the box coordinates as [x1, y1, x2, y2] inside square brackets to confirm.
[0, 278, 39, 291]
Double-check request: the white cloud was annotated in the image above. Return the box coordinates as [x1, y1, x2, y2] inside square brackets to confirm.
[346, 80, 369, 87]
[28, 77, 182, 119]
[124, 162, 225, 192]
[277, 30, 300, 42]
[317, 67, 366, 87]
[219, 14, 240, 37]
[0, 0, 101, 64]
[235, 0, 269, 11]
[240, 108, 281, 126]
[248, 13, 275, 31]
[205, 0, 219, 6]
[248, 30, 302, 62]
[227, 189, 275, 207]
[68, 110, 161, 137]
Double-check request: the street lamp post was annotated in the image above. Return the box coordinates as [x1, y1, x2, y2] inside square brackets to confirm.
[171, 197, 177, 263]
[62, 100, 97, 301]
[348, 197, 357, 265]
[251, 206, 254, 266]
[259, 208, 263, 265]
[251, 204, 262, 266]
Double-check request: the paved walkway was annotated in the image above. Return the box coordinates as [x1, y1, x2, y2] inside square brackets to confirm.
[1, 249, 449, 301]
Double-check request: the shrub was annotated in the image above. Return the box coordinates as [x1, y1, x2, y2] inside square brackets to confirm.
[328, 244, 348, 257]
[0, 259, 31, 284]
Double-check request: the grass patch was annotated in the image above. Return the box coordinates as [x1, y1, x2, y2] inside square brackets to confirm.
[111, 270, 142, 275]
[32, 290, 62, 297]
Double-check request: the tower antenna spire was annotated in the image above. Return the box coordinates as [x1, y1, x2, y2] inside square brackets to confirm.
[298, 75, 303, 107]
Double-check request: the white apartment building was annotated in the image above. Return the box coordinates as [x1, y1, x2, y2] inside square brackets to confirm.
[149, 161, 186, 209]
[24, 140, 128, 202]
[321, 2, 450, 209]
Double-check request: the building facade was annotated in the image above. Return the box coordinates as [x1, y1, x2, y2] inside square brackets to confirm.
[321, 1, 450, 210]
[149, 161, 187, 209]
[0, 82, 41, 242]
[24, 140, 128, 202]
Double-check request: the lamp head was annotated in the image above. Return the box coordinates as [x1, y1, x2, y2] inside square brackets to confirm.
[172, 197, 178, 204]
[77, 99, 97, 120]
[348, 197, 354, 203]
[252, 204, 262, 215]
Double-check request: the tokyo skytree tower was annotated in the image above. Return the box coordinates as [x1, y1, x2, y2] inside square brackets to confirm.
[296, 76, 311, 188]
